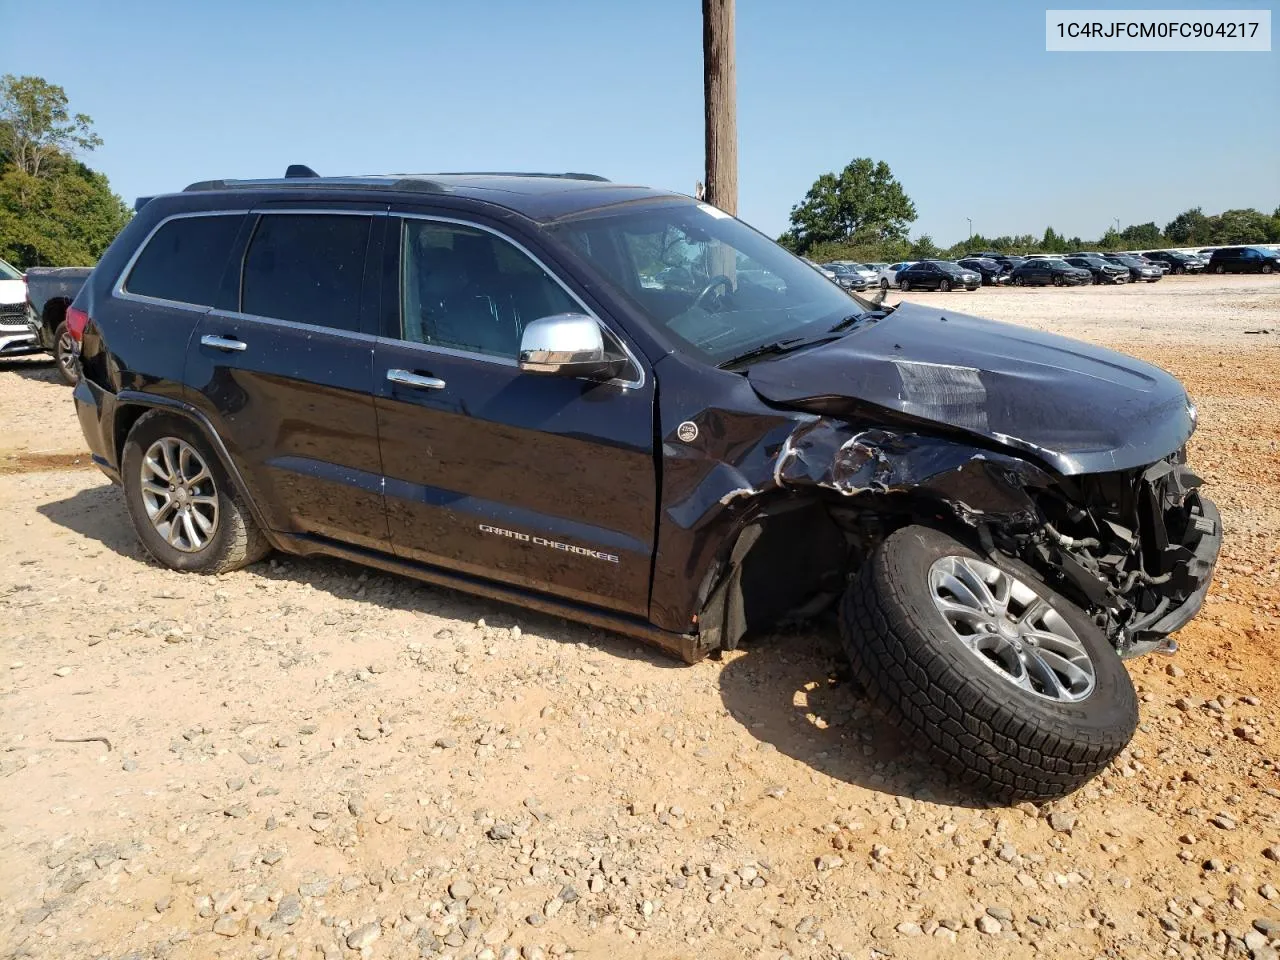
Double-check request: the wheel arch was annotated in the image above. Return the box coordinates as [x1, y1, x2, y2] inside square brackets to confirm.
[113, 393, 284, 552]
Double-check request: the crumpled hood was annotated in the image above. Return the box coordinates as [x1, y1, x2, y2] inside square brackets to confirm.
[746, 302, 1194, 475]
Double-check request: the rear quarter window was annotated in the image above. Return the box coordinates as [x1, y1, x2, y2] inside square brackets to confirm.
[123, 214, 245, 307]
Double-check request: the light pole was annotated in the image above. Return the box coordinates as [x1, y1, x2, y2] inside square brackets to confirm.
[1113, 217, 1121, 233]
[966, 218, 973, 242]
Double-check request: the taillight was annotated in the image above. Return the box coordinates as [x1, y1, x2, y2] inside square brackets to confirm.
[65, 305, 89, 342]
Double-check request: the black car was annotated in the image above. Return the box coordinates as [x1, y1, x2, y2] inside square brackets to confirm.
[69, 167, 1219, 803]
[1142, 251, 1204, 275]
[895, 260, 981, 291]
[821, 262, 871, 291]
[1104, 254, 1162, 282]
[956, 257, 1011, 285]
[1064, 256, 1128, 284]
[1010, 258, 1092, 286]
[1206, 246, 1280, 274]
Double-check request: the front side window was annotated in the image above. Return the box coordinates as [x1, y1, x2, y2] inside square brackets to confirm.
[0, 258, 21, 281]
[241, 214, 371, 332]
[553, 202, 855, 366]
[401, 220, 579, 360]
[124, 214, 245, 307]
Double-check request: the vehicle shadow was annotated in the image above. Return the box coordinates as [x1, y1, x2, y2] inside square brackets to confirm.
[0, 356, 60, 383]
[718, 622, 992, 807]
[36, 484, 684, 670]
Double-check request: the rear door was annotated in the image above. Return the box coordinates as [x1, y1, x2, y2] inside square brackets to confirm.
[110, 212, 248, 403]
[186, 208, 390, 551]
[371, 214, 656, 615]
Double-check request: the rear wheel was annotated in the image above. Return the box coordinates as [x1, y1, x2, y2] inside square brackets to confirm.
[1213, 264, 1225, 274]
[880, 278, 889, 290]
[838, 525, 1137, 802]
[1174, 265, 1186, 275]
[121, 412, 270, 574]
[53, 321, 79, 386]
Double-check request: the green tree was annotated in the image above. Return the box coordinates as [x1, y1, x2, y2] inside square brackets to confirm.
[0, 74, 102, 178]
[1164, 207, 1211, 245]
[908, 234, 939, 259]
[1040, 227, 1068, 253]
[1211, 208, 1272, 244]
[0, 74, 128, 267]
[782, 158, 916, 254]
[1119, 222, 1163, 247]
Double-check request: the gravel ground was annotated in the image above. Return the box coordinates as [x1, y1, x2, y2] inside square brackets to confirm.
[1, 275, 1278, 960]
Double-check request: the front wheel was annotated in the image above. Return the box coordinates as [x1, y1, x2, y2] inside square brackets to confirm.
[121, 411, 270, 574]
[1174, 266, 1186, 275]
[899, 279, 910, 291]
[1052, 274, 1064, 286]
[939, 278, 952, 292]
[53, 321, 79, 386]
[1263, 264, 1274, 275]
[838, 525, 1137, 802]
[1213, 264, 1225, 274]
[1013, 275, 1024, 286]
[880, 278, 889, 290]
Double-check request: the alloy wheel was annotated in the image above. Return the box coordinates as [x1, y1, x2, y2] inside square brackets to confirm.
[138, 437, 219, 552]
[56, 330, 79, 381]
[927, 555, 1097, 702]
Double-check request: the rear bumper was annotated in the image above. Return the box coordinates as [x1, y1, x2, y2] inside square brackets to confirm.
[73, 376, 120, 482]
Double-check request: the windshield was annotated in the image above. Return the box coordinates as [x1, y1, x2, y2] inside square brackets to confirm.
[0, 258, 21, 281]
[1109, 256, 1141, 266]
[552, 202, 859, 365]
[933, 260, 965, 274]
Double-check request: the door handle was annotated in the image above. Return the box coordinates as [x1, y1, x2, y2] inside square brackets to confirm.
[201, 335, 247, 352]
[387, 368, 446, 390]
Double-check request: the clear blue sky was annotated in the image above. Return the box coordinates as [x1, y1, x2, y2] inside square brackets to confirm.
[3, 0, 1277, 244]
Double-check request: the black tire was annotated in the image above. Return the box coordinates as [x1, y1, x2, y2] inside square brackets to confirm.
[1013, 275, 1024, 287]
[1052, 274, 1064, 287]
[1263, 264, 1274, 275]
[1175, 265, 1185, 275]
[53, 321, 79, 386]
[938, 278, 952, 292]
[880, 278, 889, 290]
[899, 279, 910, 292]
[838, 525, 1137, 803]
[1213, 264, 1225, 274]
[121, 411, 270, 574]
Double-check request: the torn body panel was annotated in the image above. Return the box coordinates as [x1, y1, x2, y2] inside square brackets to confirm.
[648, 350, 1219, 659]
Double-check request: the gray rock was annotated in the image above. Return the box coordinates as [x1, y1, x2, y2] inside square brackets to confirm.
[986, 906, 1013, 923]
[212, 915, 241, 937]
[895, 922, 922, 936]
[487, 822, 514, 841]
[450, 878, 476, 899]
[1255, 918, 1280, 937]
[1210, 812, 1238, 830]
[273, 894, 302, 925]
[346, 922, 381, 949]
[1048, 811, 1077, 834]
[299, 878, 332, 897]
[976, 916, 1002, 935]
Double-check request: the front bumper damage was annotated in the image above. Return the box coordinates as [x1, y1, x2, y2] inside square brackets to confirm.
[682, 417, 1220, 659]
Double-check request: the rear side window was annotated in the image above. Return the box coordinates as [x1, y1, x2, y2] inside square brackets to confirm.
[123, 214, 244, 306]
[241, 214, 372, 332]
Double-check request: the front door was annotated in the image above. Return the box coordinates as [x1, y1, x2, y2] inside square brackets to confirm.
[186, 209, 390, 551]
[372, 215, 656, 616]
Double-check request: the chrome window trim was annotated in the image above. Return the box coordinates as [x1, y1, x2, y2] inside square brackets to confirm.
[113, 209, 250, 310]
[206, 308, 379, 344]
[396, 212, 646, 391]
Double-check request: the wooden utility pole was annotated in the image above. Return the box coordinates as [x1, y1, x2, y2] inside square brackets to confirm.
[702, 0, 737, 215]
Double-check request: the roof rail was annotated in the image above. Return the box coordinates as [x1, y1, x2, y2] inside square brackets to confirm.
[430, 171, 610, 182]
[182, 177, 447, 194]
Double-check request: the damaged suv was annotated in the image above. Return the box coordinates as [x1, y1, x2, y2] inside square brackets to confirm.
[70, 170, 1220, 802]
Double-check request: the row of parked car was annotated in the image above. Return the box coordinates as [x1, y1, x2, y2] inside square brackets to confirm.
[809, 245, 1280, 294]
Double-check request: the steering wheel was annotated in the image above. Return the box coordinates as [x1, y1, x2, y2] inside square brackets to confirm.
[692, 274, 733, 311]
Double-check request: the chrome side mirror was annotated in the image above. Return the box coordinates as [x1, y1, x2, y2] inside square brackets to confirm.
[518, 313, 624, 379]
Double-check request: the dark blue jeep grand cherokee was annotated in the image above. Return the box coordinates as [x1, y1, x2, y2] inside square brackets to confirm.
[70, 168, 1220, 802]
